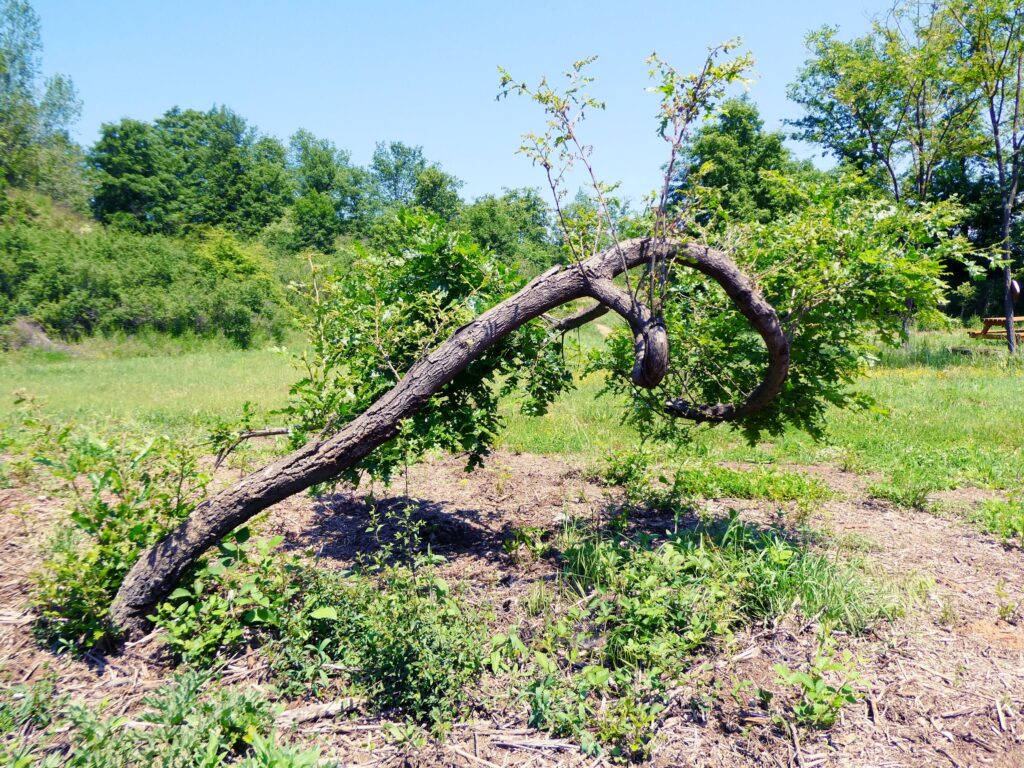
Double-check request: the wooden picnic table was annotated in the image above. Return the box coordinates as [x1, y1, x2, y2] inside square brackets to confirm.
[968, 315, 1024, 341]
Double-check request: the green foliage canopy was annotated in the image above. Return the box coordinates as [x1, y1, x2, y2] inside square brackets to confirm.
[90, 107, 293, 237]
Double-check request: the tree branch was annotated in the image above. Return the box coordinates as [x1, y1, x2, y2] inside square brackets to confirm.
[109, 238, 789, 638]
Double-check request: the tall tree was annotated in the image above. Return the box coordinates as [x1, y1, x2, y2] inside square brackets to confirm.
[370, 141, 426, 206]
[413, 165, 463, 221]
[789, 4, 980, 204]
[945, 0, 1024, 351]
[287, 129, 375, 249]
[0, 0, 84, 202]
[671, 96, 810, 224]
[89, 119, 179, 233]
[91, 107, 292, 236]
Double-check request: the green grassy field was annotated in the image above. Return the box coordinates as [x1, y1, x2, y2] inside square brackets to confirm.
[503, 333, 1024, 498]
[0, 345, 296, 434]
[2, 331, 1021, 502]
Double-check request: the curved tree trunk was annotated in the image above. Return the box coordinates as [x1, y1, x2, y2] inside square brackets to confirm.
[110, 239, 790, 638]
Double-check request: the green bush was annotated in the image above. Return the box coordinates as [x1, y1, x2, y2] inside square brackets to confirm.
[0, 212, 287, 347]
[28, 419, 207, 649]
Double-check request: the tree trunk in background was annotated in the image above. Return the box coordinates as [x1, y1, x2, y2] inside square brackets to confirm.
[1002, 204, 1018, 354]
[109, 239, 790, 638]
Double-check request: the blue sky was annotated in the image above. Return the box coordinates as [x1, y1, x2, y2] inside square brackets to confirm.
[33, 1, 889, 203]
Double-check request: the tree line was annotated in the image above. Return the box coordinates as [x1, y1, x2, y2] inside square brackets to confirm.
[1, 0, 1022, 349]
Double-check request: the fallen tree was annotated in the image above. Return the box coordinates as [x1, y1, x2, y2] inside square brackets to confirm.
[109, 237, 789, 637]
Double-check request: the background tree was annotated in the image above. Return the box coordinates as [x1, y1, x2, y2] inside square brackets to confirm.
[370, 140, 465, 221]
[413, 165, 463, 221]
[89, 119, 179, 233]
[91, 107, 292, 236]
[788, 1, 993, 335]
[946, 0, 1024, 351]
[0, 0, 85, 205]
[370, 141, 427, 206]
[460, 187, 555, 270]
[671, 96, 812, 224]
[789, 5, 979, 204]
[287, 129, 374, 250]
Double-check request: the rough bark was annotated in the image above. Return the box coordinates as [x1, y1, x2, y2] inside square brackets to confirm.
[109, 239, 790, 638]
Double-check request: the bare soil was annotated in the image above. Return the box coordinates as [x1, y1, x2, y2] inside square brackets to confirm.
[2, 452, 1022, 767]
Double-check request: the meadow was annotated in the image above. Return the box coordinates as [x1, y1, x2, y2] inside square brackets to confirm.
[5, 330, 1020, 505]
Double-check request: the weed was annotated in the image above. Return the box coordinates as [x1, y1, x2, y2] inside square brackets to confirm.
[773, 634, 863, 729]
[869, 478, 933, 509]
[938, 598, 959, 627]
[502, 525, 550, 560]
[0, 669, 320, 768]
[153, 529, 299, 664]
[0, 672, 65, 738]
[972, 499, 1024, 544]
[27, 416, 207, 649]
[524, 581, 554, 617]
[994, 580, 1021, 624]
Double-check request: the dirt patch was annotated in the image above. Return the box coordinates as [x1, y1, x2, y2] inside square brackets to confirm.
[0, 317, 68, 352]
[961, 620, 1024, 651]
[2, 451, 1023, 767]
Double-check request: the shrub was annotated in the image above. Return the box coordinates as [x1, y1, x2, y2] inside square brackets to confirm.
[29, 421, 207, 649]
[0, 213, 287, 347]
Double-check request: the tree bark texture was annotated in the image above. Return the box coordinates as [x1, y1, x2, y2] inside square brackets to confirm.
[109, 239, 790, 637]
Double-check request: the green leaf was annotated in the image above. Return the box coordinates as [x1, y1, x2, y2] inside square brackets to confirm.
[309, 606, 339, 621]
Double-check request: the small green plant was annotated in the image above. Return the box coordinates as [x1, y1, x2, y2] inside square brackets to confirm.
[61, 670, 318, 767]
[152, 529, 299, 664]
[773, 635, 863, 729]
[592, 677, 665, 761]
[524, 581, 554, 617]
[994, 580, 1021, 624]
[869, 478, 933, 509]
[0, 672, 65, 741]
[29, 419, 208, 650]
[502, 525, 550, 560]
[973, 499, 1024, 544]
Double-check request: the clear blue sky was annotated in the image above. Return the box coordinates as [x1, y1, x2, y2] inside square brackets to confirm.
[33, 0, 889, 203]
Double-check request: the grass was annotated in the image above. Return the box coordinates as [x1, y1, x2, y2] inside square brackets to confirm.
[0, 343, 296, 434]
[504, 333, 1024, 504]
[3, 329, 1020, 508]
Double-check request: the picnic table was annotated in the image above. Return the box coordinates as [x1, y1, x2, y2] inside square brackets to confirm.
[968, 316, 1024, 341]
